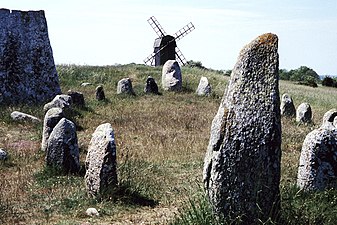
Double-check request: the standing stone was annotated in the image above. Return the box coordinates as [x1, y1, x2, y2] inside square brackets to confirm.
[117, 78, 135, 95]
[196, 76, 212, 96]
[280, 93, 296, 117]
[0, 9, 61, 104]
[203, 33, 281, 223]
[297, 122, 337, 191]
[144, 76, 160, 94]
[95, 85, 105, 101]
[45, 118, 80, 173]
[41, 107, 64, 152]
[10, 111, 41, 123]
[0, 148, 8, 160]
[322, 108, 337, 125]
[296, 102, 312, 123]
[162, 60, 182, 91]
[85, 123, 117, 197]
[43, 94, 72, 113]
[67, 90, 85, 107]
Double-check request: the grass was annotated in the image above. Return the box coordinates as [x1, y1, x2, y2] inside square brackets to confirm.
[0, 63, 336, 224]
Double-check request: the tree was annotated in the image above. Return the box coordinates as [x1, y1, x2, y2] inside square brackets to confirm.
[322, 76, 336, 87]
[289, 66, 320, 82]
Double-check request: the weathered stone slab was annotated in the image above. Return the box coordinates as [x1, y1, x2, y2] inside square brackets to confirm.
[162, 60, 182, 91]
[117, 78, 135, 95]
[41, 107, 64, 152]
[85, 123, 117, 197]
[296, 102, 312, 123]
[280, 93, 296, 117]
[10, 111, 41, 123]
[196, 76, 212, 96]
[45, 118, 80, 173]
[203, 33, 281, 223]
[95, 85, 105, 101]
[297, 123, 337, 191]
[144, 76, 160, 94]
[43, 94, 72, 113]
[67, 90, 85, 107]
[0, 9, 61, 104]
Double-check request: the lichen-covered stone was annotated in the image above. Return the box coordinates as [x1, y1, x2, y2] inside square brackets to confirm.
[162, 60, 182, 91]
[144, 76, 160, 94]
[45, 118, 80, 173]
[10, 111, 41, 123]
[117, 78, 135, 95]
[43, 94, 72, 113]
[297, 123, 337, 191]
[196, 76, 212, 96]
[280, 93, 295, 117]
[322, 109, 337, 125]
[95, 85, 105, 101]
[296, 102, 312, 123]
[203, 33, 281, 223]
[0, 9, 61, 104]
[85, 123, 117, 197]
[41, 107, 64, 152]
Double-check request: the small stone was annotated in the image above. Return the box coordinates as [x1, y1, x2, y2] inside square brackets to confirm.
[117, 78, 135, 95]
[144, 76, 160, 95]
[95, 85, 105, 101]
[41, 107, 64, 152]
[296, 102, 312, 123]
[10, 111, 41, 123]
[196, 76, 212, 96]
[43, 94, 72, 113]
[0, 148, 8, 160]
[86, 208, 99, 217]
[162, 60, 182, 91]
[280, 93, 296, 117]
[67, 90, 85, 107]
[81, 82, 92, 86]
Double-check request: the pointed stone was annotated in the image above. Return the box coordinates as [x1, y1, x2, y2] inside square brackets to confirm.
[162, 60, 182, 91]
[196, 76, 212, 96]
[280, 93, 296, 117]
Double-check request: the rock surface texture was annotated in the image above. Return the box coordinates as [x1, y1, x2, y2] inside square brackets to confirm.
[10, 111, 41, 123]
[162, 60, 182, 91]
[203, 33, 281, 223]
[296, 102, 312, 123]
[144, 76, 160, 94]
[43, 94, 72, 113]
[85, 123, 117, 197]
[0, 9, 61, 104]
[196, 76, 212, 96]
[117, 78, 135, 95]
[297, 111, 337, 191]
[280, 93, 296, 117]
[41, 107, 64, 152]
[45, 118, 80, 173]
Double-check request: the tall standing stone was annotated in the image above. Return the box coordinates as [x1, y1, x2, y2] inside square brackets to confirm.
[196, 76, 212, 96]
[280, 93, 296, 117]
[45, 118, 80, 173]
[85, 123, 117, 197]
[0, 9, 61, 104]
[41, 107, 64, 152]
[296, 102, 312, 123]
[203, 33, 281, 223]
[117, 78, 135, 95]
[162, 60, 182, 91]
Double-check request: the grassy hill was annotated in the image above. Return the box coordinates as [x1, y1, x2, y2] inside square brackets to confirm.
[0, 64, 336, 224]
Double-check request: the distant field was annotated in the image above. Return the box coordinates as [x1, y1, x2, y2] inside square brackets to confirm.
[0, 64, 336, 224]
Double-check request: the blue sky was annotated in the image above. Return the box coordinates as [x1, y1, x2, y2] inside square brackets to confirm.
[2, 0, 337, 74]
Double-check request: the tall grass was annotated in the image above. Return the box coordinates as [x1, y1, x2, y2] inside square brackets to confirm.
[0, 64, 336, 224]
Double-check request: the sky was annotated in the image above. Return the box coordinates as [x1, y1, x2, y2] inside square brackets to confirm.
[2, 0, 337, 75]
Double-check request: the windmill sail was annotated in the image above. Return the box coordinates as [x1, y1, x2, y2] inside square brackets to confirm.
[147, 16, 167, 37]
[173, 22, 195, 41]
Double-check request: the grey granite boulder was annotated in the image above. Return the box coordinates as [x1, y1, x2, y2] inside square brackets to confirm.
[280, 93, 296, 117]
[196, 76, 212, 96]
[45, 118, 80, 173]
[43, 94, 72, 113]
[95, 85, 105, 101]
[0, 148, 8, 160]
[203, 33, 281, 223]
[162, 60, 182, 91]
[322, 109, 337, 125]
[67, 90, 85, 107]
[297, 122, 337, 191]
[0, 9, 61, 104]
[117, 78, 135, 95]
[41, 107, 65, 152]
[144, 76, 160, 94]
[296, 102, 312, 123]
[85, 123, 117, 197]
[10, 111, 41, 123]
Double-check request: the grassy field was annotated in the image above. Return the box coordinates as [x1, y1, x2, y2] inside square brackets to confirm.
[0, 64, 336, 224]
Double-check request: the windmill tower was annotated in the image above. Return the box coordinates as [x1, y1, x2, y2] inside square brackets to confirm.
[144, 16, 195, 66]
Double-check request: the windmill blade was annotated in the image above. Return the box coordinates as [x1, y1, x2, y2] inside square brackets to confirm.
[147, 16, 167, 37]
[173, 22, 195, 42]
[175, 47, 187, 66]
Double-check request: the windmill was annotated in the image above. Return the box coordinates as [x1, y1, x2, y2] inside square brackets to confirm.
[144, 16, 195, 67]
